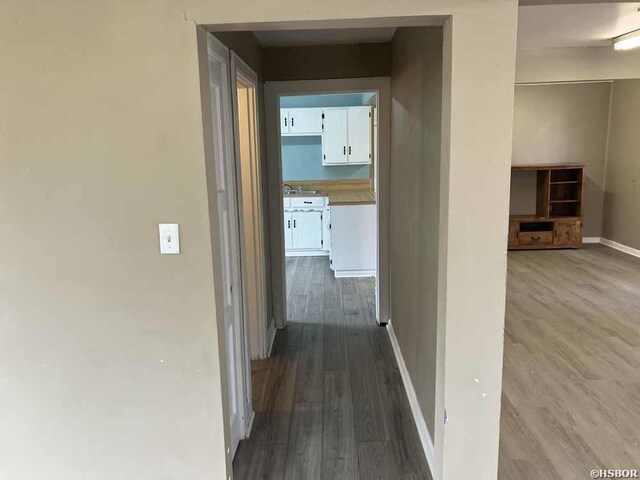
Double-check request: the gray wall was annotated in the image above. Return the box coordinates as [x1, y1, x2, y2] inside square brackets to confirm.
[511, 82, 611, 237]
[390, 26, 443, 441]
[603, 79, 640, 249]
[263, 42, 392, 81]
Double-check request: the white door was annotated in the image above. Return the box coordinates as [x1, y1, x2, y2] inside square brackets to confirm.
[292, 210, 323, 250]
[280, 109, 289, 134]
[207, 34, 246, 459]
[347, 106, 372, 164]
[288, 108, 322, 134]
[283, 211, 293, 250]
[322, 108, 348, 165]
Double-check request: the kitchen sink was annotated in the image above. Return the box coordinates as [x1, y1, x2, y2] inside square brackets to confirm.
[283, 189, 318, 194]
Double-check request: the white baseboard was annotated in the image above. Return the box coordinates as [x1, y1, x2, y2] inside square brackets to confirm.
[386, 321, 436, 478]
[245, 409, 255, 438]
[285, 250, 329, 257]
[334, 269, 376, 278]
[582, 237, 601, 244]
[267, 318, 277, 357]
[600, 237, 640, 259]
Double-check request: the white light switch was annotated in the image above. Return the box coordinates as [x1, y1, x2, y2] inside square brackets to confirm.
[159, 224, 180, 254]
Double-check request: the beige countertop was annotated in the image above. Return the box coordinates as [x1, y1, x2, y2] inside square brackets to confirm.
[283, 180, 376, 206]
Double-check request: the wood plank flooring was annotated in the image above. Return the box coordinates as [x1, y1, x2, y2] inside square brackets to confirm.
[499, 245, 640, 479]
[233, 256, 430, 480]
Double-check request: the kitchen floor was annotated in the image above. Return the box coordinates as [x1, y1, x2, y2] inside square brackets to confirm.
[499, 244, 640, 479]
[232, 256, 430, 480]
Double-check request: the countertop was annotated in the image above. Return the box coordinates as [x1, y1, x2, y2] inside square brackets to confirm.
[283, 180, 375, 206]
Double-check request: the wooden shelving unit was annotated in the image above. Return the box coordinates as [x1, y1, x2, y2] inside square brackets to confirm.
[509, 163, 584, 250]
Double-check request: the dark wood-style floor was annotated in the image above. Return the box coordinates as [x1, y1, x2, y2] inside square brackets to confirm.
[499, 245, 640, 479]
[233, 256, 430, 480]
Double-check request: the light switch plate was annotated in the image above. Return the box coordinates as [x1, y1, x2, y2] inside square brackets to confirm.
[159, 223, 180, 254]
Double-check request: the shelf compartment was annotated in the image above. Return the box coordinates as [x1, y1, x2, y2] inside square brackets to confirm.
[550, 201, 579, 217]
[550, 182, 580, 202]
[550, 168, 582, 183]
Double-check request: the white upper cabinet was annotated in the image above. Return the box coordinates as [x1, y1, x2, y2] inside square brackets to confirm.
[322, 108, 348, 165]
[281, 108, 323, 135]
[322, 106, 372, 166]
[347, 107, 373, 165]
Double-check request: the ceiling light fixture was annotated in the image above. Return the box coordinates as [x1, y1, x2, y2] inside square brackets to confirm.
[613, 29, 640, 51]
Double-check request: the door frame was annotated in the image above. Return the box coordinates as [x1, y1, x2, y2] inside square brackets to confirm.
[265, 77, 391, 328]
[230, 54, 270, 364]
[198, 31, 254, 460]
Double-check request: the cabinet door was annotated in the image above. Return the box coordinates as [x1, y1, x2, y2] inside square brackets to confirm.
[280, 109, 289, 134]
[347, 106, 372, 164]
[322, 206, 331, 253]
[283, 211, 293, 251]
[292, 211, 323, 250]
[288, 108, 322, 134]
[322, 108, 348, 165]
[554, 219, 581, 246]
[508, 220, 519, 247]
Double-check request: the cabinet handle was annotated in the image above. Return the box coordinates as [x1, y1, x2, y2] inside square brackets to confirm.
[294, 219, 296, 228]
[349, 146, 352, 155]
[287, 220, 291, 229]
[284, 117, 287, 126]
[343, 146, 346, 155]
[291, 117, 294, 126]
[304, 201, 312, 204]
[532, 236, 541, 241]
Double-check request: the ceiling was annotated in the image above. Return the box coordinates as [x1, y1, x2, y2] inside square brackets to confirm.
[518, 2, 640, 48]
[254, 27, 397, 47]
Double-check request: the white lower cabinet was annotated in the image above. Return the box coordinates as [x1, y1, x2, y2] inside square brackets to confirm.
[292, 211, 323, 250]
[284, 197, 327, 256]
[283, 211, 293, 251]
[330, 204, 376, 277]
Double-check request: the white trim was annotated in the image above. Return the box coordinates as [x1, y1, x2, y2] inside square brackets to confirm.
[582, 237, 601, 244]
[334, 269, 376, 278]
[285, 250, 329, 257]
[267, 319, 277, 357]
[245, 409, 255, 438]
[386, 321, 436, 477]
[601, 237, 640, 258]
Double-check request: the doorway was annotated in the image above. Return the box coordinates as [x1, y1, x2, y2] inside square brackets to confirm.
[264, 78, 391, 329]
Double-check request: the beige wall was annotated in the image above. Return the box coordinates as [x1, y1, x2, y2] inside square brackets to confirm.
[603, 79, 640, 249]
[516, 47, 640, 84]
[263, 43, 392, 81]
[390, 26, 443, 442]
[0, 4, 227, 479]
[1, 1, 518, 479]
[511, 83, 611, 237]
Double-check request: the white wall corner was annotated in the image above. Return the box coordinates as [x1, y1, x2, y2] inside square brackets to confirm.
[600, 237, 640, 259]
[386, 321, 436, 477]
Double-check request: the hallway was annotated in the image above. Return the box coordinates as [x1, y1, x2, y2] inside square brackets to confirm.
[233, 256, 430, 479]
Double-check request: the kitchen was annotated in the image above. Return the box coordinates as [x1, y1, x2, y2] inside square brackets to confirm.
[280, 92, 377, 278]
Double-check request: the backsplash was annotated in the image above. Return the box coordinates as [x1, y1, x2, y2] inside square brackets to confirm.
[281, 136, 370, 181]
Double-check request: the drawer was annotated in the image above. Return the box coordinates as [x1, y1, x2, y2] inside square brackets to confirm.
[283, 197, 291, 208]
[519, 231, 553, 246]
[290, 197, 325, 207]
